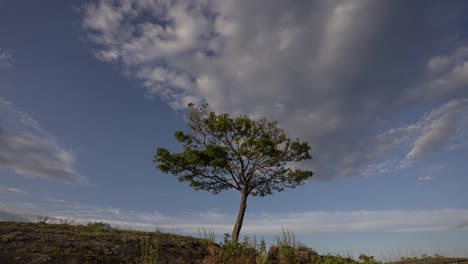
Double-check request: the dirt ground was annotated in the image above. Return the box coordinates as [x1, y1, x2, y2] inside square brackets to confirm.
[0, 221, 211, 264]
[389, 259, 468, 264]
[1, 221, 467, 264]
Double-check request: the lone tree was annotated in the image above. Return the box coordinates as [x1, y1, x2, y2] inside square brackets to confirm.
[154, 103, 313, 242]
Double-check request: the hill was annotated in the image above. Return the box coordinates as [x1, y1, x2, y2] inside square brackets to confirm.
[1, 221, 467, 264]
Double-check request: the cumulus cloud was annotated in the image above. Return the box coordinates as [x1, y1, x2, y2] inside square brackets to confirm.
[3, 200, 468, 234]
[82, 0, 468, 179]
[0, 97, 84, 183]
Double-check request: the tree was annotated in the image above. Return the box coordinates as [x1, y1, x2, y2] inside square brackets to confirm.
[154, 103, 313, 242]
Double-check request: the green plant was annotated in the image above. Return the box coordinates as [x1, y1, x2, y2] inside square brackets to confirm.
[36, 216, 52, 224]
[358, 254, 382, 264]
[400, 253, 446, 261]
[38, 221, 48, 241]
[211, 233, 257, 264]
[141, 236, 159, 264]
[254, 237, 268, 264]
[87, 221, 111, 236]
[198, 226, 216, 244]
[154, 226, 162, 235]
[311, 253, 357, 264]
[275, 227, 297, 264]
[58, 218, 75, 226]
[155, 103, 313, 241]
[1, 233, 16, 243]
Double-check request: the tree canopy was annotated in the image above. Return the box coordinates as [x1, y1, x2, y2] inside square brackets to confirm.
[154, 103, 313, 241]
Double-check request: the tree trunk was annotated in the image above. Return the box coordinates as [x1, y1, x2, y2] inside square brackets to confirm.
[231, 191, 248, 242]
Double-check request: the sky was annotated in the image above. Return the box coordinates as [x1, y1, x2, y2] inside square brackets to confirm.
[0, 0, 468, 260]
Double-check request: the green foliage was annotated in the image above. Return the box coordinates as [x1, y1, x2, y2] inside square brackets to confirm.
[254, 237, 268, 264]
[140, 236, 159, 264]
[154, 103, 313, 241]
[36, 218, 49, 242]
[198, 226, 216, 244]
[311, 253, 358, 264]
[1, 233, 16, 243]
[310, 253, 382, 264]
[154, 226, 162, 235]
[212, 233, 261, 264]
[87, 222, 112, 236]
[400, 253, 446, 260]
[154, 103, 313, 197]
[276, 227, 298, 264]
[358, 254, 382, 264]
[36, 216, 53, 225]
[58, 218, 75, 226]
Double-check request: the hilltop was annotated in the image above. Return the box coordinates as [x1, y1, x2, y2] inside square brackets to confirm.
[1, 221, 467, 264]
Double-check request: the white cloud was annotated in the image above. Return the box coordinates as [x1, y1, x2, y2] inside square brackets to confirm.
[82, 0, 467, 179]
[2, 200, 468, 235]
[386, 226, 448, 233]
[422, 61, 468, 99]
[0, 187, 29, 195]
[0, 97, 85, 183]
[406, 99, 468, 159]
[82, 0, 127, 33]
[357, 98, 468, 176]
[426, 56, 452, 74]
[408, 46, 468, 100]
[417, 176, 433, 185]
[418, 176, 433, 182]
[0, 49, 13, 70]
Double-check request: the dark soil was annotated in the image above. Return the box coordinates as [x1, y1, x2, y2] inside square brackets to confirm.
[0, 221, 212, 264]
[389, 259, 468, 264]
[1, 221, 467, 264]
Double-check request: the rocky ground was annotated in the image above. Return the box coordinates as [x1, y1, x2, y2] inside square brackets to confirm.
[1, 221, 467, 264]
[390, 260, 468, 264]
[0, 221, 212, 264]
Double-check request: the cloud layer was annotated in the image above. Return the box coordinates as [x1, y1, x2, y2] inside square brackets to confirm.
[0, 97, 84, 183]
[82, 0, 468, 179]
[2, 200, 467, 235]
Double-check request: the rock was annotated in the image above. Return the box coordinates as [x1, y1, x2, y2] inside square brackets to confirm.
[267, 245, 319, 264]
[267, 246, 280, 263]
[296, 246, 319, 264]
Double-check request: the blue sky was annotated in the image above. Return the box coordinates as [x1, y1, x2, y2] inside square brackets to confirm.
[1, 0, 467, 259]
